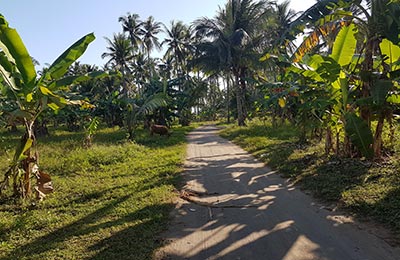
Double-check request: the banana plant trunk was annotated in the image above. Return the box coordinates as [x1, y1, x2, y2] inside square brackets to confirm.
[325, 126, 333, 155]
[18, 120, 36, 198]
[373, 113, 385, 159]
[361, 38, 375, 127]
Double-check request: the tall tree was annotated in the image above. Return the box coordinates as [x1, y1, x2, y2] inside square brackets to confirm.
[194, 0, 273, 126]
[101, 33, 134, 97]
[162, 20, 192, 77]
[141, 16, 163, 62]
[118, 12, 143, 51]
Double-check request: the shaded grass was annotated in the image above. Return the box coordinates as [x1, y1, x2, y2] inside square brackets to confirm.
[220, 119, 400, 239]
[0, 125, 193, 260]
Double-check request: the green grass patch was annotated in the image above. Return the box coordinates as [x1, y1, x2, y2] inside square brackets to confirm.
[220, 119, 400, 239]
[0, 125, 193, 260]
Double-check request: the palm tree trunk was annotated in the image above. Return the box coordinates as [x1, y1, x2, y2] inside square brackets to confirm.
[226, 73, 231, 124]
[234, 69, 246, 126]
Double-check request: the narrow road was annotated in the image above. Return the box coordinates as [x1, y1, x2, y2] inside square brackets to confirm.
[156, 125, 400, 260]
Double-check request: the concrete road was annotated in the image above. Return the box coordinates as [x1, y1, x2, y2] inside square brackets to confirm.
[155, 125, 400, 260]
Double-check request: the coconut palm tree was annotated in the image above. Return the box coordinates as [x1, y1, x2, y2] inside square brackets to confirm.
[194, 0, 273, 126]
[162, 20, 192, 77]
[141, 16, 163, 62]
[118, 12, 143, 51]
[271, 0, 298, 54]
[101, 33, 134, 97]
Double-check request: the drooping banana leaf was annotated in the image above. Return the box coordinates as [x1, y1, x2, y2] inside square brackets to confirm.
[344, 112, 373, 158]
[13, 136, 33, 163]
[138, 93, 169, 115]
[48, 71, 106, 89]
[371, 79, 393, 107]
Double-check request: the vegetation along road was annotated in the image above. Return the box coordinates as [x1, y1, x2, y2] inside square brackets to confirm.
[1, 0, 400, 259]
[156, 125, 400, 260]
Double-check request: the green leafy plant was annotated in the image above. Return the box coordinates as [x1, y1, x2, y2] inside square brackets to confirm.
[344, 112, 374, 158]
[0, 14, 100, 199]
[83, 116, 100, 148]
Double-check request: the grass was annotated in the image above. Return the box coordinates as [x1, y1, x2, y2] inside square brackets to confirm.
[0, 125, 193, 260]
[220, 118, 400, 240]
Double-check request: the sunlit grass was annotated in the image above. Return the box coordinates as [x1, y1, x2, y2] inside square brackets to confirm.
[0, 125, 193, 260]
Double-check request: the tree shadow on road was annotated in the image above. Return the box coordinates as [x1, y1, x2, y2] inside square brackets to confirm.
[154, 126, 394, 259]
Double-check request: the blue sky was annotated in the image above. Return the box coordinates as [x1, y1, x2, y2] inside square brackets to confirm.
[1, 0, 315, 67]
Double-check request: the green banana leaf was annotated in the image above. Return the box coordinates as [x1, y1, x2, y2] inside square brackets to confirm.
[48, 71, 107, 89]
[13, 137, 33, 163]
[331, 23, 357, 67]
[344, 113, 373, 159]
[0, 51, 18, 90]
[0, 14, 36, 89]
[380, 39, 400, 70]
[371, 80, 393, 107]
[46, 33, 95, 80]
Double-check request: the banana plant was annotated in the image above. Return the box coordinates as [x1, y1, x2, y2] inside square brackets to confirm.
[0, 14, 101, 199]
[264, 0, 400, 159]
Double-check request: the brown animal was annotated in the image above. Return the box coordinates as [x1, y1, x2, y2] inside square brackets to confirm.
[150, 124, 171, 137]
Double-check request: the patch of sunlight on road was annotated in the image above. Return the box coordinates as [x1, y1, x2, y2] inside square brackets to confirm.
[248, 171, 277, 185]
[180, 222, 242, 258]
[283, 235, 323, 260]
[327, 214, 354, 227]
[257, 200, 275, 210]
[264, 184, 284, 192]
[210, 220, 295, 260]
[227, 162, 264, 169]
[185, 179, 208, 194]
[231, 171, 247, 179]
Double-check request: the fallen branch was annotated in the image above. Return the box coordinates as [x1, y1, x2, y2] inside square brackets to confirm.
[179, 190, 259, 209]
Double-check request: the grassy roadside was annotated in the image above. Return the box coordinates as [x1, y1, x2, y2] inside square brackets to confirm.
[0, 125, 193, 260]
[220, 119, 400, 240]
